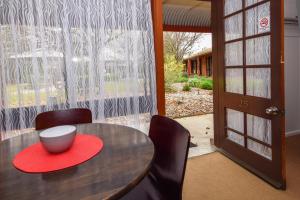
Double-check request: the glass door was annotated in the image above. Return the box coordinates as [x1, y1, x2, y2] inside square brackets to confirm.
[212, 0, 285, 189]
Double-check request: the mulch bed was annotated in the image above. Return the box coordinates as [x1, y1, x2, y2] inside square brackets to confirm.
[165, 83, 213, 119]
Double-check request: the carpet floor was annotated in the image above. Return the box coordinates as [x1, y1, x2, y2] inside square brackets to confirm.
[183, 135, 300, 200]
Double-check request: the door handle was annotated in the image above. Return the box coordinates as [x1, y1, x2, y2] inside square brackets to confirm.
[265, 106, 281, 116]
[281, 55, 284, 64]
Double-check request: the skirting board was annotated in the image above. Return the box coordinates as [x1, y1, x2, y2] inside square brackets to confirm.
[286, 130, 300, 137]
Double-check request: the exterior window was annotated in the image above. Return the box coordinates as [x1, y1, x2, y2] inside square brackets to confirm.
[192, 60, 197, 74]
[207, 56, 213, 77]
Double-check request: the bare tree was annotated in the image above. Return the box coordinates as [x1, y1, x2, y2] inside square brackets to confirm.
[164, 32, 204, 62]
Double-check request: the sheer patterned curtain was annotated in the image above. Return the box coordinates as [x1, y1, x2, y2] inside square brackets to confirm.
[0, 0, 157, 140]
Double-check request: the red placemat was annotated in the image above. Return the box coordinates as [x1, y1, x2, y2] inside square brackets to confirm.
[13, 134, 103, 173]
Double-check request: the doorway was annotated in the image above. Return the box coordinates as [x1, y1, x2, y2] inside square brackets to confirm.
[162, 31, 215, 157]
[154, 0, 286, 189]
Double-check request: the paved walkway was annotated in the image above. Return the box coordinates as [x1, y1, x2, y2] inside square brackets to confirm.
[175, 114, 216, 158]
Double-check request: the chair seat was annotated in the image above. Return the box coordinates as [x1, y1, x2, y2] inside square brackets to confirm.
[121, 173, 166, 200]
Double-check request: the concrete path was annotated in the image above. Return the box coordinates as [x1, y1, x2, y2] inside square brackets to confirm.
[175, 114, 216, 158]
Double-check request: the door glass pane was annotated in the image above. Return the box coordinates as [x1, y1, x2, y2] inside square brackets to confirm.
[247, 114, 272, 145]
[225, 41, 243, 66]
[224, 0, 243, 16]
[246, 2, 270, 36]
[227, 108, 244, 133]
[246, 68, 271, 98]
[226, 68, 243, 94]
[228, 130, 245, 146]
[225, 13, 243, 41]
[248, 139, 272, 160]
[246, 36, 270, 65]
[245, 0, 264, 7]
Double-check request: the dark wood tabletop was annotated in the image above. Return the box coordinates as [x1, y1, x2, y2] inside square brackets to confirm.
[0, 123, 155, 200]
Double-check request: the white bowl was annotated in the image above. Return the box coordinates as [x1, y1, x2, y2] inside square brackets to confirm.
[39, 125, 77, 153]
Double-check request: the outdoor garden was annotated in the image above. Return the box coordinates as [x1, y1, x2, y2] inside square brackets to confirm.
[164, 32, 213, 119]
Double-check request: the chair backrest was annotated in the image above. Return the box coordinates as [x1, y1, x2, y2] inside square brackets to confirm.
[35, 108, 92, 130]
[148, 115, 190, 200]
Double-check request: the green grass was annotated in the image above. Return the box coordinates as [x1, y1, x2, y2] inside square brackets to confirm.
[5, 80, 145, 108]
[6, 84, 67, 107]
[176, 76, 188, 83]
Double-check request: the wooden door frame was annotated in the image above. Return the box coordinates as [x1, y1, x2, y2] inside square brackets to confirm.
[211, 0, 221, 147]
[151, 0, 166, 116]
[150, 0, 213, 116]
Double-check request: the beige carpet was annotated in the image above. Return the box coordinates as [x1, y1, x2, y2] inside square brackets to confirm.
[183, 135, 300, 200]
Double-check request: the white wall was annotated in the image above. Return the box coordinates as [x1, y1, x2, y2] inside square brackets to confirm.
[284, 0, 300, 135]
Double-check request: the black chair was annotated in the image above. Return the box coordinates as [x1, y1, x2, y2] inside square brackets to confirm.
[121, 115, 190, 200]
[35, 108, 92, 130]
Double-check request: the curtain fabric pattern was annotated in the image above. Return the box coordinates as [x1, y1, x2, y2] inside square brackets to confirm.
[0, 0, 157, 140]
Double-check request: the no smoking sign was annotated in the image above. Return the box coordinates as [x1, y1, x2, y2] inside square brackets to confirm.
[259, 17, 270, 31]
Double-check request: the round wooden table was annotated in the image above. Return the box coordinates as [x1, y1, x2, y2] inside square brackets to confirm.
[0, 123, 154, 200]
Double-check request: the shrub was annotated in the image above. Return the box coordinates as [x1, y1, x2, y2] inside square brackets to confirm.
[182, 84, 191, 92]
[187, 76, 213, 90]
[164, 55, 184, 89]
[200, 81, 213, 90]
[181, 72, 188, 78]
[188, 77, 201, 88]
[176, 76, 188, 83]
[192, 74, 201, 79]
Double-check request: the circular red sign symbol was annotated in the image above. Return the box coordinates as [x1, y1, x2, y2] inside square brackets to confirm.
[260, 17, 269, 28]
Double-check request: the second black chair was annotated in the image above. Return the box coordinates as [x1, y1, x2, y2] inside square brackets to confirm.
[121, 115, 190, 200]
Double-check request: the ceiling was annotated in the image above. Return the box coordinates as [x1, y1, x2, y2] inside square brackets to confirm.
[163, 0, 211, 28]
[163, 0, 211, 8]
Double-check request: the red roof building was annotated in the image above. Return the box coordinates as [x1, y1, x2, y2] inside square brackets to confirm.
[183, 48, 212, 77]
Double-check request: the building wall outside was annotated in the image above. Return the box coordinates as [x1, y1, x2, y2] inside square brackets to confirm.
[184, 53, 212, 77]
[285, 24, 300, 135]
[284, 0, 300, 135]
